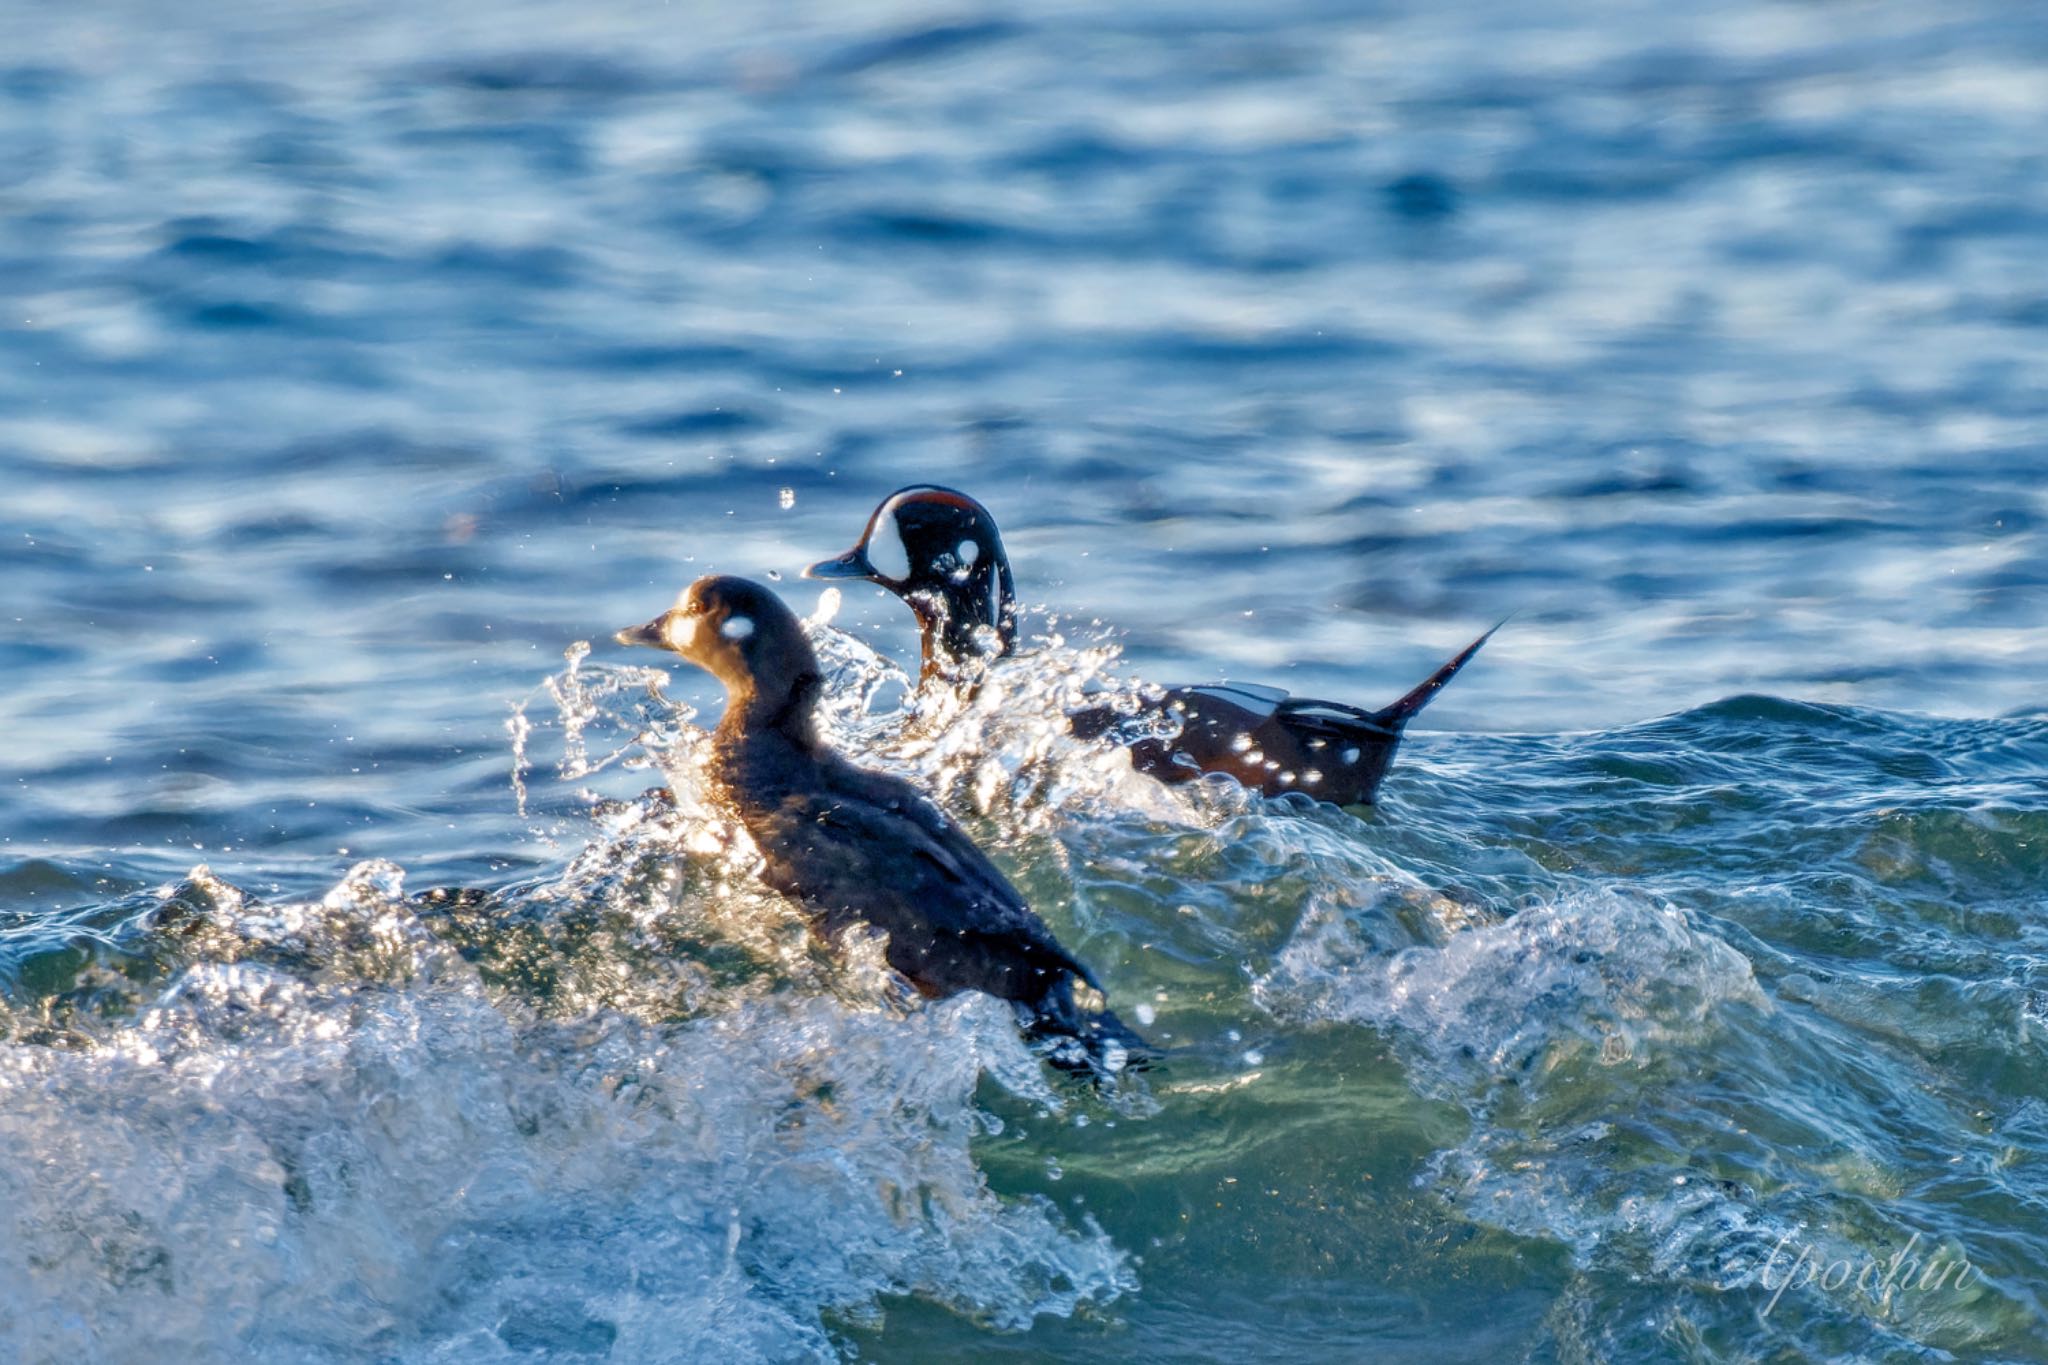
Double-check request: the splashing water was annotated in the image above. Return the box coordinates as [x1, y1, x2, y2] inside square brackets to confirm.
[5, 0, 2048, 1350]
[0, 849, 1133, 1364]
[7, 608, 2048, 1360]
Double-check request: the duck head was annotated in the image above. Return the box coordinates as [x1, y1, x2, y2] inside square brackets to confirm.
[804, 485, 1017, 680]
[617, 575, 822, 740]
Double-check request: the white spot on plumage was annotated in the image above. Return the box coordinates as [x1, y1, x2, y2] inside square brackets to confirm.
[866, 498, 913, 581]
[1340, 747, 1361, 765]
[664, 614, 698, 650]
[720, 615, 756, 640]
[957, 538, 979, 565]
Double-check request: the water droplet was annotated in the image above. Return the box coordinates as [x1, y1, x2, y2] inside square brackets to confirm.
[778, 487, 795, 510]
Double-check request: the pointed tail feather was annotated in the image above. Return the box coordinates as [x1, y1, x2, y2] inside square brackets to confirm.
[1371, 618, 1507, 730]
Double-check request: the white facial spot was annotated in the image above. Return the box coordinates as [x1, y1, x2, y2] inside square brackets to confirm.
[957, 538, 979, 566]
[866, 502, 913, 582]
[664, 613, 698, 650]
[720, 615, 756, 640]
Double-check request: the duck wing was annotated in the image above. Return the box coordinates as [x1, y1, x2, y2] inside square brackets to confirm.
[744, 759, 1095, 1003]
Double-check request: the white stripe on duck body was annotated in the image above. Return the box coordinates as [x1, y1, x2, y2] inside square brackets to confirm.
[806, 486, 1498, 807]
[617, 574, 1151, 1076]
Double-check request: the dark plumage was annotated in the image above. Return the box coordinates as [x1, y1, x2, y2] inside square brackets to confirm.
[617, 574, 1150, 1073]
[806, 485, 1497, 806]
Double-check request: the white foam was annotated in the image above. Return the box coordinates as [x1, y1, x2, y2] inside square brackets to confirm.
[0, 862, 1134, 1362]
[1256, 888, 1776, 1278]
[1260, 890, 1763, 1077]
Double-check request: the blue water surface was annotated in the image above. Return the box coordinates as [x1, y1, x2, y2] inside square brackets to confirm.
[1, 0, 2045, 1360]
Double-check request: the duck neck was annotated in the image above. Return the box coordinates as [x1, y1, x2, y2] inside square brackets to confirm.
[717, 672, 822, 754]
[914, 563, 1016, 687]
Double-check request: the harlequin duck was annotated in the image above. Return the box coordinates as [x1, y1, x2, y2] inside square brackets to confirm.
[617, 574, 1151, 1074]
[806, 486, 1497, 806]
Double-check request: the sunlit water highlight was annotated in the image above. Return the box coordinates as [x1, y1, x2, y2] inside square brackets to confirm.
[5, 625, 2046, 1358]
[3, 0, 2046, 1359]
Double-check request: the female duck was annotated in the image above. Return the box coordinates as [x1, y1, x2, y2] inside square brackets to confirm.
[618, 574, 1150, 1073]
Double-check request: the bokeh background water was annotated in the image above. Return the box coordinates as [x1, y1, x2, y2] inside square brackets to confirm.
[2, 0, 2045, 1360]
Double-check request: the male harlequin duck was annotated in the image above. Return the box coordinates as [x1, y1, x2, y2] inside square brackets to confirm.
[806, 486, 1497, 807]
[617, 574, 1151, 1074]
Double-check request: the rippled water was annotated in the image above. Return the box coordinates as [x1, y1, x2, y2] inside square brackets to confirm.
[3, 0, 2046, 1359]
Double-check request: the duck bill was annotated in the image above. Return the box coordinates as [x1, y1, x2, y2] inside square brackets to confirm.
[614, 616, 668, 649]
[803, 546, 876, 581]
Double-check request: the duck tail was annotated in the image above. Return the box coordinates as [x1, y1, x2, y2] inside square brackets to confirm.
[1022, 976, 1159, 1078]
[1370, 618, 1506, 731]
